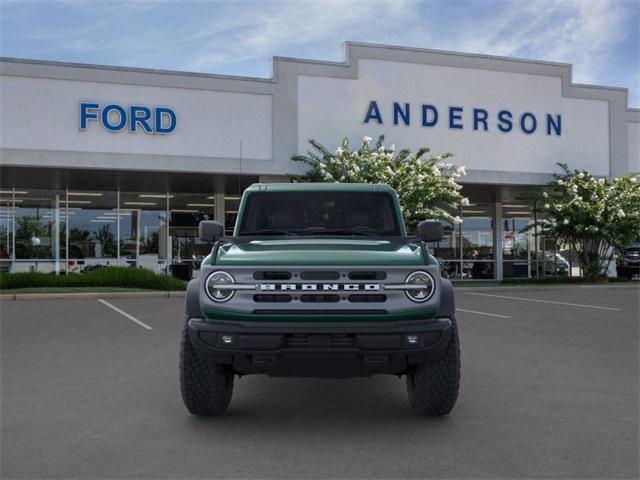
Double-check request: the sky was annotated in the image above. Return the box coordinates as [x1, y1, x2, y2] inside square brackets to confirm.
[1, 0, 639, 106]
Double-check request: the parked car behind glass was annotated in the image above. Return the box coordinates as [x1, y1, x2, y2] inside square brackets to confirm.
[617, 242, 640, 280]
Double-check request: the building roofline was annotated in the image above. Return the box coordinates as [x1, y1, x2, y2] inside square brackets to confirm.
[344, 41, 574, 68]
[1, 40, 637, 109]
[0, 56, 274, 84]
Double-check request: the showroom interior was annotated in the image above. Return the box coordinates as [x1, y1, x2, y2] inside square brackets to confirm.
[0, 167, 567, 280]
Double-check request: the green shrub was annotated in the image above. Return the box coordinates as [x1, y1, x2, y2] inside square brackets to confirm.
[0, 267, 187, 291]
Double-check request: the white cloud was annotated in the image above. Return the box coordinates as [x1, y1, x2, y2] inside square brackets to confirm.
[427, 0, 631, 86]
[2, 0, 636, 103]
[184, 0, 418, 72]
[180, 0, 634, 94]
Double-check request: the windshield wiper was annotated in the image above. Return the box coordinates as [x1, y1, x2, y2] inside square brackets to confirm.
[240, 229, 299, 236]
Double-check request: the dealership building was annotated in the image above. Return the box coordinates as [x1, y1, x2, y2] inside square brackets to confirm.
[1, 42, 638, 280]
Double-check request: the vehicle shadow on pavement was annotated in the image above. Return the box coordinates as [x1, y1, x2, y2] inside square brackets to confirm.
[179, 376, 455, 430]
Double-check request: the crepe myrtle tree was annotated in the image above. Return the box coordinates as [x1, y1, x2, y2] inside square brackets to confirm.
[290, 135, 469, 231]
[534, 163, 640, 280]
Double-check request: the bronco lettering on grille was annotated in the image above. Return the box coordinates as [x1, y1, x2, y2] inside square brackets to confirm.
[260, 283, 380, 291]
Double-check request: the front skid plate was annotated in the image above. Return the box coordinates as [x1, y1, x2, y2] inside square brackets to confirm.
[187, 318, 452, 377]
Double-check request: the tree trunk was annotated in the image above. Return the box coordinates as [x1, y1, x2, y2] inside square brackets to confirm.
[580, 238, 608, 281]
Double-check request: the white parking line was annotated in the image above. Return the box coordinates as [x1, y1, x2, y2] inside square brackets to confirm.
[465, 292, 621, 311]
[457, 308, 511, 319]
[97, 299, 153, 330]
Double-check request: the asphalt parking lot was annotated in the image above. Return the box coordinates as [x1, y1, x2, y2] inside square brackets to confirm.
[1, 286, 638, 479]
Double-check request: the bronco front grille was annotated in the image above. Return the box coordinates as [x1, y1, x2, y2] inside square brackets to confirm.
[348, 294, 387, 303]
[300, 271, 340, 280]
[212, 266, 436, 314]
[253, 294, 292, 303]
[253, 270, 387, 281]
[300, 294, 340, 303]
[348, 271, 387, 280]
[253, 271, 292, 280]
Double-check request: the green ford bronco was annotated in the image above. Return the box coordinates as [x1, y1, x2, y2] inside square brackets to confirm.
[180, 183, 460, 416]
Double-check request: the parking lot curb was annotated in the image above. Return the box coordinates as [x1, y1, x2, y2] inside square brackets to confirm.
[456, 284, 639, 292]
[0, 291, 186, 301]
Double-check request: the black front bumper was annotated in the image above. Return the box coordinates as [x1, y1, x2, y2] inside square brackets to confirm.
[188, 318, 452, 377]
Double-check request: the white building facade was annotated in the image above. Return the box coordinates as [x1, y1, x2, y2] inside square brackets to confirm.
[1, 42, 638, 279]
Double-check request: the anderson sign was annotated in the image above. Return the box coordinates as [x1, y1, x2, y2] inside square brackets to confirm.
[363, 100, 562, 136]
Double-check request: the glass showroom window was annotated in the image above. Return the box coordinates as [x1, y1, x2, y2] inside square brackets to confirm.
[119, 192, 170, 274]
[224, 194, 241, 236]
[65, 190, 118, 273]
[461, 204, 494, 279]
[540, 235, 573, 278]
[502, 202, 536, 278]
[170, 192, 215, 259]
[169, 192, 216, 280]
[428, 217, 462, 280]
[118, 204, 137, 268]
[13, 189, 66, 273]
[501, 202, 573, 279]
[0, 190, 18, 272]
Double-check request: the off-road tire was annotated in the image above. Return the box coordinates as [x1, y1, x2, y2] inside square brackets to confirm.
[406, 316, 460, 416]
[180, 318, 234, 416]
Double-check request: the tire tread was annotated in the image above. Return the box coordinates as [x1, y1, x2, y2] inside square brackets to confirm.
[406, 317, 460, 416]
[180, 318, 234, 416]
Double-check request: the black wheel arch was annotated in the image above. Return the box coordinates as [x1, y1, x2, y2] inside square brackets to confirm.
[185, 278, 202, 318]
[437, 278, 455, 317]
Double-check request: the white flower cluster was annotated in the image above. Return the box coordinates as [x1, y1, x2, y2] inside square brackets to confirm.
[536, 163, 640, 279]
[292, 135, 468, 228]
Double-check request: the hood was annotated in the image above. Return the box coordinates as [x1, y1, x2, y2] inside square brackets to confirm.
[215, 237, 424, 266]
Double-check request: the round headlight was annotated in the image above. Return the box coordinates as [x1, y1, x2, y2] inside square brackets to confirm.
[205, 271, 235, 302]
[405, 271, 435, 302]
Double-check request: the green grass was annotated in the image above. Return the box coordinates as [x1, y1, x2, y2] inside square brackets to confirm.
[0, 267, 187, 291]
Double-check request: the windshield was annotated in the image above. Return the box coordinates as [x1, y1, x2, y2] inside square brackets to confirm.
[237, 191, 401, 236]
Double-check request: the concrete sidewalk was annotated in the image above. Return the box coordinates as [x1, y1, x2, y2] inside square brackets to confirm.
[0, 290, 186, 301]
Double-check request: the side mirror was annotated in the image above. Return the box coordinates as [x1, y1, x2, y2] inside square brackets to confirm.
[199, 220, 224, 243]
[417, 220, 443, 243]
